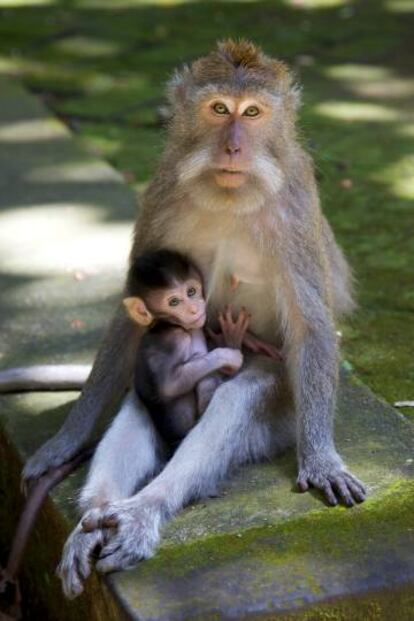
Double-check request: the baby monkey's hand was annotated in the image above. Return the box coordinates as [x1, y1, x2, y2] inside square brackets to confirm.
[218, 305, 251, 350]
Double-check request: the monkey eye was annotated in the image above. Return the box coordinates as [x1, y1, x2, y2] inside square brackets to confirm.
[187, 286, 197, 297]
[243, 105, 260, 117]
[168, 297, 180, 307]
[212, 102, 229, 115]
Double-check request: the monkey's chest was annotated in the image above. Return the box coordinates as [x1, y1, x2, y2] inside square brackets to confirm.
[165, 220, 277, 338]
[205, 239, 275, 338]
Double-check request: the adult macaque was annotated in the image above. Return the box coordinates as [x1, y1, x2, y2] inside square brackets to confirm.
[20, 40, 364, 597]
[124, 248, 275, 442]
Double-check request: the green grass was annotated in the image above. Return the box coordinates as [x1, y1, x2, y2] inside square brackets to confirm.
[0, 0, 413, 417]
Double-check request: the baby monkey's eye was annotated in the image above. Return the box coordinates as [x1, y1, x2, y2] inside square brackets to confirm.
[169, 298, 180, 307]
[212, 102, 229, 115]
[187, 287, 197, 297]
[243, 105, 260, 117]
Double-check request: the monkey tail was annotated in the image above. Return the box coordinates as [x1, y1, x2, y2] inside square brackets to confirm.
[0, 365, 92, 393]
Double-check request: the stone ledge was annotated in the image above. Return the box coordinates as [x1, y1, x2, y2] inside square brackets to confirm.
[0, 76, 413, 620]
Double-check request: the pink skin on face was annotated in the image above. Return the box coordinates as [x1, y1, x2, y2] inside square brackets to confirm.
[201, 97, 268, 190]
[150, 278, 206, 331]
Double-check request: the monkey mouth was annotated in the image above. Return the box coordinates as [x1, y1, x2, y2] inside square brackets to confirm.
[190, 312, 206, 325]
[214, 168, 247, 188]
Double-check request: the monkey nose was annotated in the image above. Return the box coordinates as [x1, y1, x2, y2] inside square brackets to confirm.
[225, 144, 241, 155]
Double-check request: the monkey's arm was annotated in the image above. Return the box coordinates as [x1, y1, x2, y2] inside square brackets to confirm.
[0, 365, 91, 393]
[242, 332, 284, 361]
[22, 306, 141, 483]
[288, 279, 366, 506]
[195, 375, 221, 416]
[157, 348, 242, 400]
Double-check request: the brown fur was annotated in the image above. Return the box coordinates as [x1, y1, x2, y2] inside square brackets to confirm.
[24, 43, 365, 595]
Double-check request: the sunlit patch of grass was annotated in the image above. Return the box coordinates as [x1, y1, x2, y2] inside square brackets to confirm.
[0, 55, 21, 74]
[386, 0, 414, 12]
[396, 123, 414, 138]
[0, 0, 52, 5]
[313, 101, 399, 122]
[53, 36, 123, 59]
[324, 64, 414, 100]
[324, 65, 392, 81]
[372, 155, 414, 200]
[282, 0, 351, 7]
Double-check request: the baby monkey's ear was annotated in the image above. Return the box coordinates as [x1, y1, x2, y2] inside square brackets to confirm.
[123, 297, 153, 327]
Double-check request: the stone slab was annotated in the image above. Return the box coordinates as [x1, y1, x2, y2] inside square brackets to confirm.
[0, 76, 413, 620]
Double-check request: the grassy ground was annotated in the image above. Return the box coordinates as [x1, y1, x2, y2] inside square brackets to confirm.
[0, 0, 413, 418]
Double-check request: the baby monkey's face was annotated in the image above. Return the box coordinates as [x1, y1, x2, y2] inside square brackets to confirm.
[149, 276, 206, 330]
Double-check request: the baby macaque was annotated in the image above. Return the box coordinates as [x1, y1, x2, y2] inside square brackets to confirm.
[123, 249, 281, 444]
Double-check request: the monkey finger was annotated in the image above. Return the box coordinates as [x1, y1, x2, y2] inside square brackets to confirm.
[329, 477, 355, 507]
[343, 474, 366, 503]
[297, 478, 309, 492]
[75, 534, 101, 582]
[241, 316, 250, 333]
[102, 516, 119, 529]
[261, 343, 284, 361]
[320, 481, 338, 506]
[218, 315, 226, 334]
[58, 564, 85, 600]
[344, 472, 366, 496]
[96, 544, 139, 573]
[226, 304, 235, 323]
[81, 508, 105, 532]
[98, 540, 122, 561]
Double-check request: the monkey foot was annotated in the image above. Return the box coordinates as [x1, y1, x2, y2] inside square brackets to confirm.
[297, 455, 366, 507]
[80, 498, 162, 574]
[57, 513, 110, 599]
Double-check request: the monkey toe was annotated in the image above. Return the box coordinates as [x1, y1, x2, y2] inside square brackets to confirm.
[96, 546, 145, 573]
[57, 554, 85, 600]
[329, 476, 354, 507]
[81, 507, 110, 532]
[343, 472, 366, 503]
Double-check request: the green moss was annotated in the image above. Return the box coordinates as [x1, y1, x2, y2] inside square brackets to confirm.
[114, 480, 414, 618]
[132, 480, 414, 577]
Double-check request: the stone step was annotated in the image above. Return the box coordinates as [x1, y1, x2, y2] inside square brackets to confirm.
[0, 76, 413, 621]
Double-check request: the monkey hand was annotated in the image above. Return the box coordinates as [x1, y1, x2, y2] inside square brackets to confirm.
[81, 496, 162, 573]
[297, 452, 366, 507]
[218, 305, 250, 350]
[57, 509, 111, 599]
[215, 348, 244, 376]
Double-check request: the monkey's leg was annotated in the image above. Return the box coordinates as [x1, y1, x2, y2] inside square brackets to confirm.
[87, 361, 292, 573]
[58, 390, 165, 598]
[22, 308, 141, 484]
[80, 390, 165, 511]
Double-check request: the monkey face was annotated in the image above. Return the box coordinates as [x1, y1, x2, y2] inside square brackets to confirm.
[201, 95, 270, 189]
[175, 93, 284, 213]
[147, 277, 207, 330]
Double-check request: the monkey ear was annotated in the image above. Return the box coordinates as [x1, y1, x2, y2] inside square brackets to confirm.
[167, 65, 193, 106]
[123, 297, 154, 327]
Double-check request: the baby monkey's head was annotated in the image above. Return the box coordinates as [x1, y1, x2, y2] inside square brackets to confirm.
[124, 249, 206, 330]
